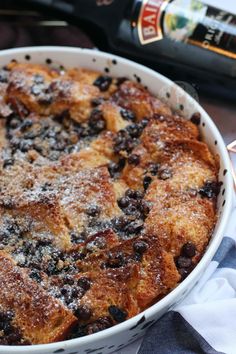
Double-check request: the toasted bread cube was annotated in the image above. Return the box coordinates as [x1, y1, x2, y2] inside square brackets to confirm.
[0, 252, 77, 344]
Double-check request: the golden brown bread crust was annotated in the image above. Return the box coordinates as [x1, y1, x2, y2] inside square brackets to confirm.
[0, 251, 77, 344]
[112, 80, 172, 120]
[0, 62, 221, 345]
[6, 62, 100, 123]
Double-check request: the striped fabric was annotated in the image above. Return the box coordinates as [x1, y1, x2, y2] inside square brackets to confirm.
[137, 202, 236, 354]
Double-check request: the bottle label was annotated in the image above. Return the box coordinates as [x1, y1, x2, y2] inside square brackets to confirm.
[138, 0, 169, 44]
[138, 0, 236, 59]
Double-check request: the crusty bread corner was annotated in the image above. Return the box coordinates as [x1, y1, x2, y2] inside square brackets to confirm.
[0, 251, 77, 344]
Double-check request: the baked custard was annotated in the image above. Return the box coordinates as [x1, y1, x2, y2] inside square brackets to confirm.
[0, 62, 221, 345]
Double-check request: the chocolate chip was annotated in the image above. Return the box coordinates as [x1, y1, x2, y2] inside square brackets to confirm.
[153, 113, 165, 121]
[143, 176, 152, 190]
[8, 116, 22, 129]
[20, 119, 33, 132]
[120, 108, 136, 122]
[111, 216, 129, 231]
[6, 328, 23, 344]
[63, 275, 75, 285]
[41, 182, 52, 191]
[106, 252, 124, 268]
[124, 203, 140, 216]
[70, 230, 86, 245]
[178, 267, 190, 280]
[0, 69, 8, 83]
[126, 123, 142, 138]
[133, 240, 148, 254]
[77, 277, 91, 291]
[140, 118, 149, 128]
[108, 162, 119, 178]
[91, 97, 104, 107]
[176, 256, 192, 269]
[125, 220, 143, 234]
[38, 94, 53, 105]
[114, 131, 138, 153]
[181, 242, 196, 258]
[116, 77, 128, 86]
[133, 252, 143, 262]
[61, 285, 85, 305]
[125, 189, 143, 200]
[108, 305, 127, 323]
[199, 181, 222, 198]
[34, 74, 45, 84]
[89, 109, 106, 133]
[159, 168, 172, 180]
[149, 163, 160, 176]
[128, 154, 140, 165]
[87, 316, 113, 334]
[86, 205, 101, 217]
[108, 158, 126, 178]
[75, 305, 92, 320]
[29, 269, 42, 283]
[0, 310, 14, 324]
[139, 200, 150, 218]
[93, 75, 112, 92]
[31, 84, 43, 96]
[3, 159, 14, 168]
[190, 112, 201, 125]
[117, 197, 129, 209]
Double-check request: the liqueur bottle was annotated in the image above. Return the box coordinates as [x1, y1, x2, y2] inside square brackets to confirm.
[12, 0, 236, 98]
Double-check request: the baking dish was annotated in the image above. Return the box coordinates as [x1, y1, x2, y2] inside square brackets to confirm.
[0, 46, 233, 354]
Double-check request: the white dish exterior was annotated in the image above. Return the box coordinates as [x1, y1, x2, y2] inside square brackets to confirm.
[0, 46, 233, 354]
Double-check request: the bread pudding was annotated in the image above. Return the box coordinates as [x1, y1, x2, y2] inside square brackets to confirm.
[0, 61, 221, 345]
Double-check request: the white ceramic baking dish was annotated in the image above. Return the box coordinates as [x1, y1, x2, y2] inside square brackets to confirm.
[0, 46, 233, 354]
